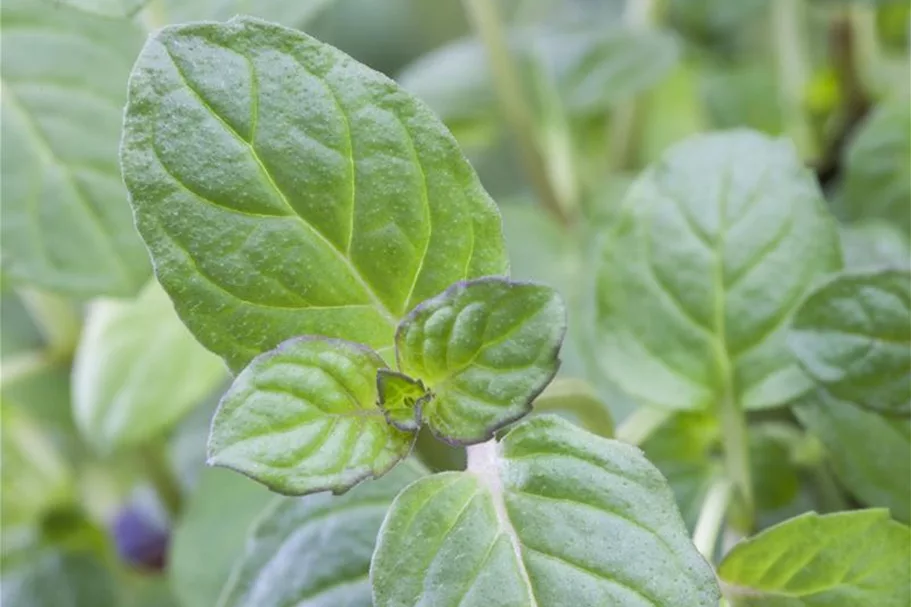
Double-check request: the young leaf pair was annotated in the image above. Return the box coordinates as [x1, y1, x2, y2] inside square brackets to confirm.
[207, 277, 566, 496]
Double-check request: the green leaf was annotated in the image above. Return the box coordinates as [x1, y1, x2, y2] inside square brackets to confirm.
[1, 0, 150, 297]
[208, 336, 415, 495]
[376, 369, 429, 432]
[1, 549, 117, 607]
[394, 278, 565, 445]
[718, 509, 911, 606]
[840, 220, 910, 270]
[72, 282, 226, 453]
[218, 459, 425, 607]
[170, 467, 273, 607]
[839, 100, 911, 232]
[594, 130, 842, 411]
[371, 415, 720, 606]
[531, 378, 614, 438]
[120, 17, 507, 373]
[788, 269, 910, 415]
[794, 390, 910, 522]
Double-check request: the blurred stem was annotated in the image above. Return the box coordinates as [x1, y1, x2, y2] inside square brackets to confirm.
[849, 6, 882, 96]
[461, 0, 572, 226]
[771, 0, 817, 159]
[607, 0, 658, 170]
[139, 0, 168, 31]
[0, 350, 55, 385]
[693, 477, 731, 561]
[719, 389, 754, 533]
[809, 464, 849, 513]
[17, 288, 80, 360]
[140, 443, 182, 521]
[615, 406, 670, 446]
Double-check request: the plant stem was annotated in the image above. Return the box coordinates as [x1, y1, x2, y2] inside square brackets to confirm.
[461, 0, 571, 225]
[771, 0, 816, 159]
[0, 350, 55, 385]
[719, 388, 754, 532]
[615, 406, 671, 446]
[140, 444, 182, 521]
[17, 288, 80, 360]
[692, 477, 731, 560]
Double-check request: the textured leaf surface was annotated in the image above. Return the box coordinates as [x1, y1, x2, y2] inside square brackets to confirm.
[594, 130, 841, 411]
[73, 282, 226, 452]
[219, 460, 425, 607]
[1, 0, 150, 296]
[208, 337, 414, 495]
[121, 17, 507, 372]
[372, 415, 720, 607]
[395, 278, 565, 445]
[840, 100, 910, 233]
[788, 269, 910, 415]
[170, 467, 273, 607]
[719, 509, 911, 606]
[376, 369, 428, 432]
[794, 390, 910, 522]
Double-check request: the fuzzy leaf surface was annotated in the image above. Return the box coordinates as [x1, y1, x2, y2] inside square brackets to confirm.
[208, 337, 414, 496]
[371, 415, 720, 607]
[395, 278, 565, 445]
[120, 17, 507, 372]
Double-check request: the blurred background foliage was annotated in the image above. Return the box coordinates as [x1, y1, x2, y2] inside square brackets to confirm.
[1, 0, 909, 605]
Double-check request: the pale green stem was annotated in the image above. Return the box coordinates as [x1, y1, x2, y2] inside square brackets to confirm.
[614, 406, 671, 446]
[692, 477, 731, 561]
[140, 443, 183, 520]
[461, 0, 571, 225]
[719, 388, 754, 531]
[771, 0, 816, 159]
[139, 0, 168, 31]
[17, 288, 80, 359]
[0, 350, 54, 385]
[849, 5, 883, 96]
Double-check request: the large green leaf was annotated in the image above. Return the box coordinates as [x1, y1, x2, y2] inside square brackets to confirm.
[788, 269, 910, 415]
[371, 415, 719, 606]
[839, 99, 911, 232]
[170, 467, 273, 607]
[794, 390, 910, 522]
[718, 509, 911, 606]
[393, 278, 565, 445]
[594, 130, 841, 411]
[1, 0, 150, 297]
[208, 336, 415, 496]
[219, 459, 425, 607]
[72, 281, 226, 453]
[120, 17, 507, 373]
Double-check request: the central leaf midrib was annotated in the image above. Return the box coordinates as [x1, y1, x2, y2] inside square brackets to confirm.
[162, 44, 398, 326]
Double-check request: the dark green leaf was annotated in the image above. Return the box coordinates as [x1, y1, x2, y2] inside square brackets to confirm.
[218, 459, 425, 607]
[395, 278, 565, 445]
[719, 509, 911, 606]
[788, 269, 910, 415]
[120, 17, 507, 373]
[1, 0, 150, 296]
[208, 337, 415, 496]
[372, 415, 720, 606]
[594, 130, 842, 411]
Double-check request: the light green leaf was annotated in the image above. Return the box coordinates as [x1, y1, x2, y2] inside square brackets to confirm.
[718, 509, 911, 606]
[371, 415, 720, 606]
[531, 377, 614, 438]
[839, 100, 910, 232]
[840, 220, 910, 270]
[170, 467, 273, 607]
[208, 336, 415, 496]
[39, 0, 147, 18]
[72, 281, 226, 452]
[1, 549, 117, 607]
[594, 130, 842, 411]
[394, 278, 565, 445]
[1, 0, 150, 297]
[794, 390, 910, 522]
[218, 459, 425, 607]
[376, 369, 428, 432]
[120, 17, 508, 373]
[788, 269, 910, 415]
